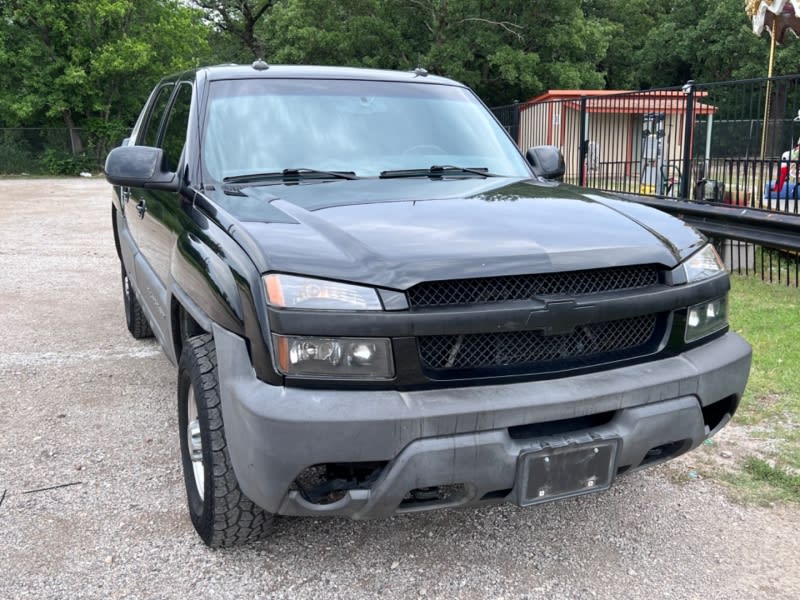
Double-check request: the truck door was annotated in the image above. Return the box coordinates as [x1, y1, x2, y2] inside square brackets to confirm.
[122, 83, 174, 287]
[130, 82, 194, 345]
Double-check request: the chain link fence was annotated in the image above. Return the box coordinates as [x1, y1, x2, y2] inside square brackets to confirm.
[0, 127, 121, 175]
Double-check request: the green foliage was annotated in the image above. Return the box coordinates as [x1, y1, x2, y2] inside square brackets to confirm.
[257, 0, 616, 105]
[729, 275, 800, 424]
[744, 457, 800, 497]
[40, 148, 95, 175]
[262, 0, 403, 68]
[192, 1, 275, 59]
[725, 457, 800, 504]
[584, 0, 667, 89]
[629, 0, 800, 87]
[0, 0, 209, 158]
[724, 275, 800, 504]
[0, 135, 35, 174]
[254, 0, 792, 101]
[1, 0, 797, 171]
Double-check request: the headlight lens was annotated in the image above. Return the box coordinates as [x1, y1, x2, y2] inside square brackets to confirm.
[273, 335, 394, 379]
[682, 244, 725, 283]
[685, 296, 728, 342]
[265, 274, 382, 310]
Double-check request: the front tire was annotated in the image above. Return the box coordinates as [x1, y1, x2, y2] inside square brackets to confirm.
[178, 334, 274, 547]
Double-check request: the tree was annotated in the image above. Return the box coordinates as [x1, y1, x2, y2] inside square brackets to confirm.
[583, 0, 668, 89]
[4, 0, 793, 163]
[254, 0, 617, 105]
[388, 0, 544, 101]
[191, 1, 276, 59]
[260, 0, 405, 68]
[630, 0, 797, 88]
[0, 0, 209, 157]
[377, 0, 617, 103]
[515, 1, 615, 93]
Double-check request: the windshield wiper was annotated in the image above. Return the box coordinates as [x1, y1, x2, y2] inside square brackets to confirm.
[223, 168, 359, 184]
[379, 165, 496, 179]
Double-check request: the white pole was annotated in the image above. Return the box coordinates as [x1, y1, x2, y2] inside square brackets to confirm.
[705, 113, 714, 175]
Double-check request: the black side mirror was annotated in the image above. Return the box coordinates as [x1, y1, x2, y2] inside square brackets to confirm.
[104, 145, 178, 191]
[526, 145, 565, 181]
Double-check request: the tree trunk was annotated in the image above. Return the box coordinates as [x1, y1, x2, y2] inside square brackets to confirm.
[62, 109, 84, 155]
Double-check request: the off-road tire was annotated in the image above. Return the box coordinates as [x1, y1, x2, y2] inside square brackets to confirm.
[121, 265, 153, 339]
[178, 334, 274, 547]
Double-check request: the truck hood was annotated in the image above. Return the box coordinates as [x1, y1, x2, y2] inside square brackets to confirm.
[214, 178, 704, 290]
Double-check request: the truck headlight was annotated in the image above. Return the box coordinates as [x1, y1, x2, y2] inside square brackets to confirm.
[265, 274, 382, 310]
[273, 335, 394, 379]
[685, 296, 728, 342]
[682, 244, 725, 283]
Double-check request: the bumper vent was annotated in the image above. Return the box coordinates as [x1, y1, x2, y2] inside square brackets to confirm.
[418, 314, 660, 374]
[407, 265, 659, 309]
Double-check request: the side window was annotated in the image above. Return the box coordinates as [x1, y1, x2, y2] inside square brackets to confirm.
[138, 84, 173, 147]
[161, 83, 193, 173]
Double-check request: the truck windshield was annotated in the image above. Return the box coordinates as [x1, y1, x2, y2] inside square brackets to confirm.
[203, 78, 530, 182]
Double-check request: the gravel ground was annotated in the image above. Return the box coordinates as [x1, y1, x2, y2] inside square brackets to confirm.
[1, 178, 798, 600]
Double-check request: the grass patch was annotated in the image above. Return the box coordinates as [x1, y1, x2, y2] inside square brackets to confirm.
[744, 457, 800, 495]
[724, 275, 800, 503]
[724, 458, 800, 505]
[729, 275, 799, 423]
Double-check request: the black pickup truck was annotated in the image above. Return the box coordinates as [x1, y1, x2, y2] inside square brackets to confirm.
[105, 63, 751, 547]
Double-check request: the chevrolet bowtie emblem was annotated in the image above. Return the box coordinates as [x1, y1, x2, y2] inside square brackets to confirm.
[525, 299, 597, 336]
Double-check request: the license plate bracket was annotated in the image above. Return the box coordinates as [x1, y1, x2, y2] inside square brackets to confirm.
[515, 440, 618, 506]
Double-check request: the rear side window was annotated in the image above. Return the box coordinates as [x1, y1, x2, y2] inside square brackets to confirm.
[161, 83, 193, 173]
[139, 84, 173, 147]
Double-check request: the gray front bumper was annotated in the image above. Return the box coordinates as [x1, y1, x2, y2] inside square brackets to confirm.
[214, 325, 751, 518]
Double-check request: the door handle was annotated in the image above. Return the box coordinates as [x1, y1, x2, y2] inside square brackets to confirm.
[136, 199, 147, 219]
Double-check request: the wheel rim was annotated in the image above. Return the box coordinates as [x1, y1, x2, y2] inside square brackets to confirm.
[186, 386, 205, 500]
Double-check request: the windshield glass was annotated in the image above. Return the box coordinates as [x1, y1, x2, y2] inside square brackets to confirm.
[202, 78, 530, 181]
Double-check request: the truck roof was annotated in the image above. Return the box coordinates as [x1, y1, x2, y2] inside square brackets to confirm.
[196, 62, 461, 86]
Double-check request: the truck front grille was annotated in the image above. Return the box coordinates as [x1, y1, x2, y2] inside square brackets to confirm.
[418, 314, 660, 374]
[407, 265, 659, 309]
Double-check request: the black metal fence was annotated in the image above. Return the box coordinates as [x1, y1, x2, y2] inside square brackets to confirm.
[492, 75, 800, 287]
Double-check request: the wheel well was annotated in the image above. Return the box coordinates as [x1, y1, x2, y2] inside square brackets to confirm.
[173, 300, 207, 360]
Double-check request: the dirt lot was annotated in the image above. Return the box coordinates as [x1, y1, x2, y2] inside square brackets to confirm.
[1, 178, 798, 600]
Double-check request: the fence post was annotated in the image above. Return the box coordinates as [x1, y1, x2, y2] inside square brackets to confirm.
[510, 100, 521, 146]
[578, 96, 587, 187]
[680, 80, 695, 199]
